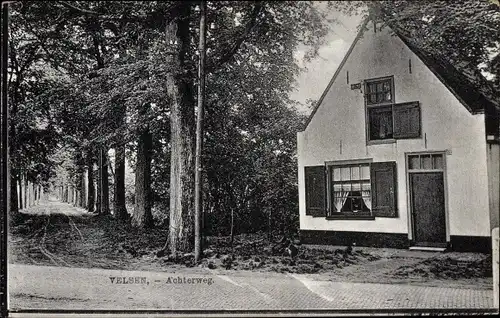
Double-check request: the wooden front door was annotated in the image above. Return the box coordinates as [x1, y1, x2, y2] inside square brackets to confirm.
[410, 172, 446, 246]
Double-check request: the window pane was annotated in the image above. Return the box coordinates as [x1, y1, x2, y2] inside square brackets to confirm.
[409, 155, 420, 169]
[341, 167, 350, 181]
[342, 183, 351, 192]
[333, 168, 341, 181]
[361, 181, 371, 191]
[369, 107, 393, 140]
[333, 184, 342, 193]
[352, 182, 361, 191]
[351, 166, 360, 180]
[361, 165, 370, 179]
[385, 92, 392, 102]
[377, 82, 383, 92]
[377, 92, 386, 103]
[367, 83, 374, 93]
[433, 154, 444, 169]
[368, 93, 376, 104]
[421, 155, 432, 169]
[382, 80, 391, 91]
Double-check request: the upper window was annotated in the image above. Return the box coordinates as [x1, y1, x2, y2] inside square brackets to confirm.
[364, 76, 421, 142]
[366, 78, 393, 105]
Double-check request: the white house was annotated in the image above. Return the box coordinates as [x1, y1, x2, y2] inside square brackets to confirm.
[297, 19, 499, 252]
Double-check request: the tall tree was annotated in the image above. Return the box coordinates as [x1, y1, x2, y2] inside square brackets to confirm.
[132, 102, 153, 227]
[87, 150, 95, 212]
[114, 141, 128, 220]
[164, 1, 330, 254]
[167, 2, 197, 254]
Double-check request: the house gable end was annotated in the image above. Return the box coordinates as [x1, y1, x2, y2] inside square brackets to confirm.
[301, 19, 499, 133]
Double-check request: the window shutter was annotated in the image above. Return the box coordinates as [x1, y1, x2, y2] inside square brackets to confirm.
[305, 166, 326, 217]
[393, 101, 421, 139]
[370, 162, 397, 217]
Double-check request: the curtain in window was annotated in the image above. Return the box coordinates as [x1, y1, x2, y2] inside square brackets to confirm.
[334, 190, 350, 212]
[378, 113, 392, 139]
[362, 190, 371, 211]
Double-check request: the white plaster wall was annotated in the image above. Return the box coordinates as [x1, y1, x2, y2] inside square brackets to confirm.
[298, 24, 490, 237]
[487, 144, 500, 230]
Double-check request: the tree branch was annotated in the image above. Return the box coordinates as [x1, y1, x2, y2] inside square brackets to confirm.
[57, 1, 100, 15]
[206, 1, 263, 73]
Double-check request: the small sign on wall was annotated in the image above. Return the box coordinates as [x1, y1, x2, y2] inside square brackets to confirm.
[351, 83, 361, 90]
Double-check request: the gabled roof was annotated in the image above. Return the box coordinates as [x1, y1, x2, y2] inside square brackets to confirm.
[302, 19, 369, 130]
[397, 33, 500, 115]
[302, 19, 500, 131]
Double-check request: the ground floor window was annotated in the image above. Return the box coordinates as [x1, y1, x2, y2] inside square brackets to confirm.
[330, 164, 371, 216]
[304, 161, 397, 218]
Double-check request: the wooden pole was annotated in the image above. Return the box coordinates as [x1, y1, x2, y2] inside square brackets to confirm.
[194, 0, 207, 263]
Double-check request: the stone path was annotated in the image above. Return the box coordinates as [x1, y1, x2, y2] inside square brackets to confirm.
[7, 263, 497, 315]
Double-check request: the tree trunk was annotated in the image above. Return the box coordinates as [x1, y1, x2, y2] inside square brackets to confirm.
[80, 172, 86, 209]
[30, 182, 34, 207]
[34, 184, 37, 205]
[10, 171, 19, 214]
[114, 143, 128, 221]
[101, 148, 110, 214]
[18, 174, 23, 210]
[96, 159, 101, 213]
[87, 153, 95, 212]
[268, 210, 272, 241]
[69, 185, 73, 205]
[230, 207, 234, 248]
[24, 176, 28, 207]
[132, 109, 153, 228]
[167, 3, 196, 255]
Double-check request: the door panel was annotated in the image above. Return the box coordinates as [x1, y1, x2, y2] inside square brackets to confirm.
[410, 172, 446, 245]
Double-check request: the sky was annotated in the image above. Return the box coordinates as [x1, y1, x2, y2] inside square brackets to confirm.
[290, 5, 364, 114]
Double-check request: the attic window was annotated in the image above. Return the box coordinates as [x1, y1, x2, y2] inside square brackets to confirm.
[365, 76, 421, 142]
[365, 77, 393, 105]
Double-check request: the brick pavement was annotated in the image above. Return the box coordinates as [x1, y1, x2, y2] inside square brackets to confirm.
[7, 264, 496, 312]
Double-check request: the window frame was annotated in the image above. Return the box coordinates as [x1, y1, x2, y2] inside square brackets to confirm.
[325, 159, 375, 220]
[364, 76, 423, 144]
[364, 76, 396, 145]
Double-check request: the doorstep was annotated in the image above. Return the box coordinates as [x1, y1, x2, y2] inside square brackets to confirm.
[409, 246, 447, 252]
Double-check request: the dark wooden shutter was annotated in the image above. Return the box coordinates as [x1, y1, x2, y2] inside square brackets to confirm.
[370, 162, 397, 217]
[393, 101, 421, 139]
[305, 166, 326, 217]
